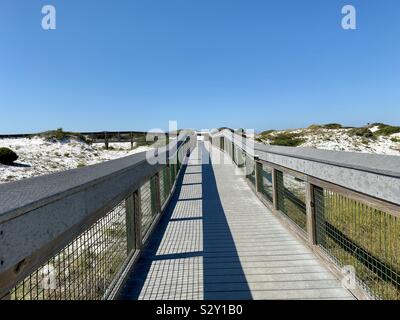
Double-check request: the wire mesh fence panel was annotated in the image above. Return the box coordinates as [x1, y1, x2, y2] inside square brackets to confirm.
[173, 161, 177, 178]
[169, 162, 175, 186]
[150, 175, 159, 216]
[227, 140, 233, 158]
[160, 166, 171, 207]
[245, 154, 255, 186]
[276, 171, 307, 232]
[11, 201, 128, 300]
[159, 169, 166, 208]
[314, 187, 400, 300]
[177, 149, 181, 170]
[232, 144, 238, 166]
[260, 163, 273, 202]
[141, 180, 154, 237]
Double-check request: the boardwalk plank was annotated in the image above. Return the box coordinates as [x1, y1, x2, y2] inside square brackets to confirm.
[120, 141, 354, 300]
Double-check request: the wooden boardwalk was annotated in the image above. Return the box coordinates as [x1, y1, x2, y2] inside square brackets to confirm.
[120, 141, 355, 300]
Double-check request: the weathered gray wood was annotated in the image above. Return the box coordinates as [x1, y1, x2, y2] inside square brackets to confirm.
[125, 194, 136, 253]
[120, 142, 354, 300]
[216, 129, 400, 206]
[308, 176, 400, 217]
[254, 157, 261, 193]
[104, 131, 109, 149]
[133, 189, 142, 250]
[0, 134, 196, 298]
[271, 168, 279, 211]
[306, 182, 317, 245]
[155, 172, 162, 214]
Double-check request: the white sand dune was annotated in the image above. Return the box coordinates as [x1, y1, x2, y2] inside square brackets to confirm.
[0, 137, 151, 184]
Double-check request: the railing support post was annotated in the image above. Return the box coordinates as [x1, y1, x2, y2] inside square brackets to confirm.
[133, 189, 142, 250]
[130, 132, 134, 150]
[306, 182, 317, 245]
[166, 150, 172, 191]
[125, 194, 136, 254]
[254, 156, 261, 193]
[232, 141, 235, 164]
[104, 131, 109, 150]
[271, 168, 279, 211]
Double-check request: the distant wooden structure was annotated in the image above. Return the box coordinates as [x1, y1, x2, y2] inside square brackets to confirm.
[0, 131, 169, 150]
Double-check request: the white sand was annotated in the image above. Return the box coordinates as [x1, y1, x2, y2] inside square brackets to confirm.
[0, 137, 152, 184]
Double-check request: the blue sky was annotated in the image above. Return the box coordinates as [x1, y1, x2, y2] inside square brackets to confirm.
[0, 0, 399, 133]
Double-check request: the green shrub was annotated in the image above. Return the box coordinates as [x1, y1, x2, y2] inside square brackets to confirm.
[38, 129, 90, 143]
[0, 147, 19, 165]
[55, 128, 65, 140]
[322, 123, 342, 129]
[349, 127, 375, 139]
[375, 125, 400, 136]
[308, 124, 322, 130]
[77, 162, 86, 168]
[260, 129, 276, 136]
[270, 132, 305, 147]
[391, 137, 400, 143]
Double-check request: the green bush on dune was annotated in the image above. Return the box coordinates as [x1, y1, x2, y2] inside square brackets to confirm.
[269, 132, 305, 147]
[38, 128, 90, 143]
[374, 124, 400, 136]
[0, 147, 19, 165]
[349, 127, 375, 139]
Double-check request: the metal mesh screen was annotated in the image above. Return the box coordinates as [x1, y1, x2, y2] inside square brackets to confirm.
[245, 154, 255, 186]
[276, 171, 307, 232]
[11, 201, 128, 300]
[141, 181, 154, 237]
[233, 144, 238, 166]
[314, 187, 400, 300]
[159, 170, 166, 208]
[235, 146, 244, 168]
[150, 175, 159, 216]
[159, 166, 172, 208]
[260, 163, 273, 202]
[169, 162, 175, 182]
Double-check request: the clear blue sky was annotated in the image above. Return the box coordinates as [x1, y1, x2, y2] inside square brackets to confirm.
[1, 0, 399, 133]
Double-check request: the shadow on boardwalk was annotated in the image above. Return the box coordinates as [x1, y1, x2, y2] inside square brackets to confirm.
[119, 142, 251, 299]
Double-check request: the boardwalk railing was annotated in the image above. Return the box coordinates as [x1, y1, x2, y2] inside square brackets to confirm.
[0, 132, 196, 300]
[210, 129, 400, 300]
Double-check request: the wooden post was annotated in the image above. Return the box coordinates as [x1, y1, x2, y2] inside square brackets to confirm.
[125, 194, 136, 254]
[272, 168, 279, 210]
[104, 131, 109, 150]
[166, 150, 172, 192]
[306, 182, 317, 245]
[133, 189, 142, 250]
[254, 157, 262, 193]
[130, 132, 134, 150]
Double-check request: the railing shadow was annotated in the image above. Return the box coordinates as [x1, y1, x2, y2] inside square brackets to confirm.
[119, 164, 192, 299]
[119, 141, 252, 299]
[199, 142, 252, 299]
